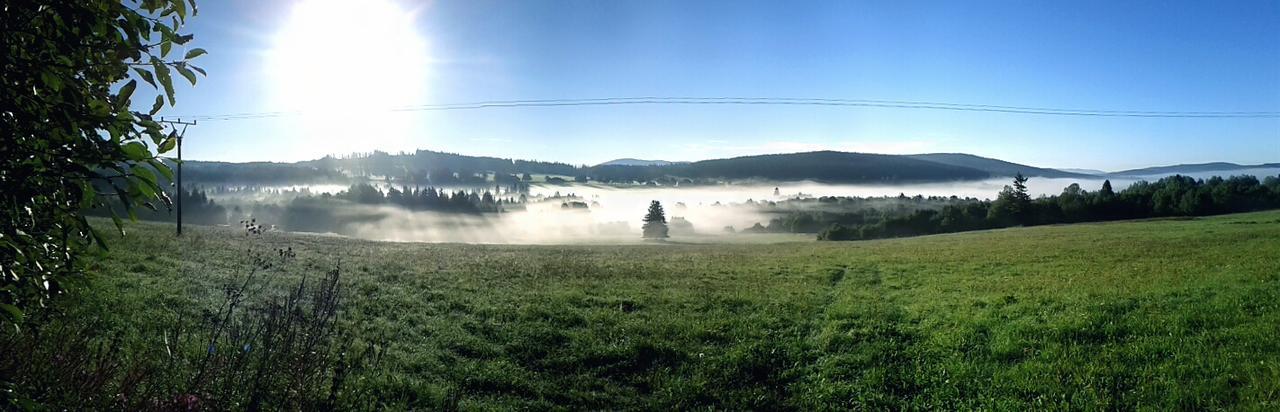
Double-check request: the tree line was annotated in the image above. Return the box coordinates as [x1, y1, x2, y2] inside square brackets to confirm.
[818, 174, 1280, 241]
[328, 183, 522, 213]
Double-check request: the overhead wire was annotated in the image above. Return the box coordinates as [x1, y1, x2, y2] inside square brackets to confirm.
[176, 96, 1280, 121]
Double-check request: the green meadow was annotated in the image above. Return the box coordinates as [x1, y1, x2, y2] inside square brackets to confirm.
[13, 211, 1280, 410]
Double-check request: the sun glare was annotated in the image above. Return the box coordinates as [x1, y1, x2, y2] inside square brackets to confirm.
[267, 0, 428, 155]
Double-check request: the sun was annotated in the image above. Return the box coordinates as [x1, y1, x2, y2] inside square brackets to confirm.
[266, 0, 429, 155]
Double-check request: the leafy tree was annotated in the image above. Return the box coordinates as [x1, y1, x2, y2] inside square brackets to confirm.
[1, 0, 205, 323]
[641, 200, 669, 239]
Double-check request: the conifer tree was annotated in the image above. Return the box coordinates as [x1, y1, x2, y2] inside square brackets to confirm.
[642, 200, 669, 239]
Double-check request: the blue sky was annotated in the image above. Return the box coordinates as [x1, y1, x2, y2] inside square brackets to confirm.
[160, 0, 1278, 170]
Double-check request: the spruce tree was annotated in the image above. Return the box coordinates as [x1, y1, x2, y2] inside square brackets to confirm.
[642, 200, 669, 239]
[988, 173, 1033, 225]
[1011, 173, 1031, 203]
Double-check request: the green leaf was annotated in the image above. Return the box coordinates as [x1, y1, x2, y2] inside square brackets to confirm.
[175, 63, 197, 86]
[149, 159, 174, 182]
[116, 79, 137, 110]
[190, 65, 206, 76]
[151, 57, 175, 106]
[173, 0, 187, 20]
[0, 304, 22, 324]
[79, 181, 97, 207]
[160, 40, 172, 57]
[150, 95, 164, 116]
[184, 48, 207, 60]
[158, 135, 177, 154]
[134, 178, 156, 199]
[78, 214, 110, 251]
[110, 210, 125, 235]
[122, 142, 150, 161]
[158, 190, 173, 209]
[40, 72, 62, 92]
[134, 166, 157, 186]
[156, 22, 175, 41]
[133, 67, 157, 88]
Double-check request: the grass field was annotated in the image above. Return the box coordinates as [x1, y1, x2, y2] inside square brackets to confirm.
[25, 211, 1280, 409]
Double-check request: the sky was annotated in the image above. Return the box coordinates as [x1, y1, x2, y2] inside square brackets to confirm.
[155, 0, 1279, 170]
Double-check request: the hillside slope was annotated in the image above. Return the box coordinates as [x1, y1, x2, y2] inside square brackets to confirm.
[907, 153, 1095, 178]
[596, 158, 685, 167]
[1113, 162, 1280, 176]
[672, 151, 991, 182]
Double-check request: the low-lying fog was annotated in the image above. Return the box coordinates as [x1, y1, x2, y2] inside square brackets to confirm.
[211, 168, 1280, 244]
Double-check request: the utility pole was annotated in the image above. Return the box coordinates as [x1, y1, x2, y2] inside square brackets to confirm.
[158, 117, 196, 236]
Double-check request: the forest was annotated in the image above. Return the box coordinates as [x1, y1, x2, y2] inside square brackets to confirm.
[814, 174, 1280, 240]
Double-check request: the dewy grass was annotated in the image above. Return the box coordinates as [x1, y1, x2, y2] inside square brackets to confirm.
[6, 211, 1280, 409]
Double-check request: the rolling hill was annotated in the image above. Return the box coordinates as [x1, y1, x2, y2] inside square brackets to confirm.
[177, 147, 1270, 186]
[906, 153, 1096, 178]
[596, 158, 686, 167]
[670, 151, 991, 182]
[1112, 162, 1280, 176]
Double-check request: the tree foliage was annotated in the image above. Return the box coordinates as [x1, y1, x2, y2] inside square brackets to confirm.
[1, 0, 205, 323]
[820, 174, 1280, 241]
[988, 173, 1032, 225]
[642, 201, 669, 239]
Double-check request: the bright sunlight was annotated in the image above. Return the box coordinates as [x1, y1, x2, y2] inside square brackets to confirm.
[266, 0, 428, 155]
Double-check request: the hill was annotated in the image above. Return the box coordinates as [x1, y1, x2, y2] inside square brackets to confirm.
[906, 153, 1096, 178]
[300, 149, 580, 179]
[176, 148, 1267, 186]
[1113, 162, 1280, 176]
[185, 150, 997, 185]
[596, 158, 685, 167]
[21, 210, 1279, 409]
[1054, 167, 1108, 175]
[179, 160, 350, 183]
[671, 151, 990, 182]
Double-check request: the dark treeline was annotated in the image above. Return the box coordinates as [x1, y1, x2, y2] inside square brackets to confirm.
[817, 174, 1280, 241]
[326, 183, 523, 213]
[185, 150, 1012, 186]
[304, 150, 579, 181]
[87, 182, 526, 236]
[87, 187, 228, 226]
[179, 160, 350, 184]
[274, 183, 542, 235]
[735, 195, 982, 234]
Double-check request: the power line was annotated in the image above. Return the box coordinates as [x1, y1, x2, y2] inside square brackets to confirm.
[157, 117, 197, 236]
[179, 97, 1280, 121]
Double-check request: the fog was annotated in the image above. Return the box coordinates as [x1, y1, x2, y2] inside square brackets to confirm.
[211, 168, 1280, 244]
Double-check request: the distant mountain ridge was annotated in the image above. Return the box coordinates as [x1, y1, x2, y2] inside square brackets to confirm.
[905, 153, 1096, 178]
[1111, 162, 1280, 176]
[596, 158, 687, 167]
[676, 151, 990, 182]
[1055, 168, 1108, 176]
[179, 147, 1274, 185]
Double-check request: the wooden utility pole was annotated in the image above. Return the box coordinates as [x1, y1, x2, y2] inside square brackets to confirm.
[158, 118, 196, 236]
